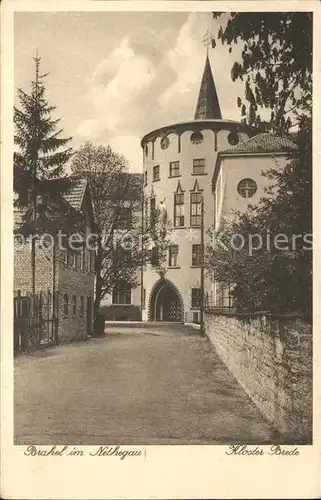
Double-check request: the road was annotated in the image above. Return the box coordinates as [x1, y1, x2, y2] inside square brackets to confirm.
[15, 323, 279, 444]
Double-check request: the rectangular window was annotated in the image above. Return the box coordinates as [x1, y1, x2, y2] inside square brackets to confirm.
[69, 250, 77, 268]
[193, 158, 205, 175]
[81, 247, 85, 270]
[174, 193, 184, 227]
[169, 161, 180, 177]
[150, 197, 156, 225]
[63, 294, 69, 317]
[191, 288, 201, 308]
[168, 245, 179, 267]
[62, 248, 68, 265]
[116, 206, 132, 229]
[151, 246, 159, 267]
[72, 295, 77, 317]
[190, 192, 202, 227]
[143, 288, 146, 309]
[144, 171, 148, 186]
[192, 244, 202, 266]
[112, 287, 131, 305]
[114, 246, 131, 265]
[153, 165, 160, 181]
[79, 296, 85, 316]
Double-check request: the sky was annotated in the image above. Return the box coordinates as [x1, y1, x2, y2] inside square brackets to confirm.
[14, 11, 245, 172]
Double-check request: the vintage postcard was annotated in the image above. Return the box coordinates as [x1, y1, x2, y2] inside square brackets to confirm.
[1, 0, 320, 498]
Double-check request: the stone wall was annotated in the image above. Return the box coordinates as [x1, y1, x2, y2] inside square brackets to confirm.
[204, 311, 312, 443]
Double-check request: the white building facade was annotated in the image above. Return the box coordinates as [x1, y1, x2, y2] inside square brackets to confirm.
[140, 56, 295, 322]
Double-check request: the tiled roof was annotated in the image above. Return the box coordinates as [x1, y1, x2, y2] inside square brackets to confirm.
[14, 177, 88, 231]
[220, 133, 297, 154]
[194, 56, 222, 120]
[63, 177, 87, 211]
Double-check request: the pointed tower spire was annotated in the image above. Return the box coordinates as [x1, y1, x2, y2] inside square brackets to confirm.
[194, 56, 222, 120]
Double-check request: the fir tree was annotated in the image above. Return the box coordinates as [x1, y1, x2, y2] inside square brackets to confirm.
[14, 54, 73, 219]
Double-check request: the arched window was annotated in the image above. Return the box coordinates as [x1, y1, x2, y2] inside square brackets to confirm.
[190, 131, 204, 145]
[237, 178, 257, 198]
[160, 136, 169, 150]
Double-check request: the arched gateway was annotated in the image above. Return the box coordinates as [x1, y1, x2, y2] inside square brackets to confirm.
[149, 279, 184, 322]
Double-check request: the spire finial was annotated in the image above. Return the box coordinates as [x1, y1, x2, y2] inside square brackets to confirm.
[202, 29, 213, 57]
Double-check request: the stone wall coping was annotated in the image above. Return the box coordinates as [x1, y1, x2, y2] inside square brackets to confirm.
[204, 308, 311, 323]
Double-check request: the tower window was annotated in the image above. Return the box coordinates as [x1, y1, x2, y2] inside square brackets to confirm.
[174, 192, 185, 227]
[237, 178, 257, 198]
[190, 192, 202, 227]
[168, 245, 179, 267]
[191, 288, 201, 308]
[169, 161, 180, 177]
[153, 165, 160, 182]
[144, 171, 147, 186]
[160, 136, 169, 150]
[193, 158, 205, 175]
[192, 244, 202, 266]
[228, 132, 239, 146]
[190, 131, 204, 145]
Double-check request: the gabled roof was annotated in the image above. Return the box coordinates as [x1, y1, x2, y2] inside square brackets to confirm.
[220, 133, 297, 155]
[63, 177, 87, 211]
[212, 132, 297, 189]
[14, 177, 91, 232]
[194, 56, 222, 120]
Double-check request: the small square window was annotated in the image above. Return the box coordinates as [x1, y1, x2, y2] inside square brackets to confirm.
[169, 161, 180, 177]
[193, 158, 205, 175]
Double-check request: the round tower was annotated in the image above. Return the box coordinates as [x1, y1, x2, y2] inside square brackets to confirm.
[141, 56, 252, 323]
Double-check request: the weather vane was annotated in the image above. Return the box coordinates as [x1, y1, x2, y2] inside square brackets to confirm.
[202, 29, 213, 55]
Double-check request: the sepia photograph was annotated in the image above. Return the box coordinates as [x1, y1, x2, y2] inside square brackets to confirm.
[1, 1, 319, 498]
[12, 8, 313, 446]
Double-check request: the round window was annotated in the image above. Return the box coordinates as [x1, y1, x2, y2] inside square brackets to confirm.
[237, 178, 257, 198]
[228, 132, 239, 146]
[160, 136, 169, 150]
[190, 131, 204, 145]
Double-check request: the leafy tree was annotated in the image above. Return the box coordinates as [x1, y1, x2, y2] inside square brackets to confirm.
[71, 142, 172, 324]
[212, 12, 312, 133]
[14, 54, 73, 219]
[205, 13, 312, 319]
